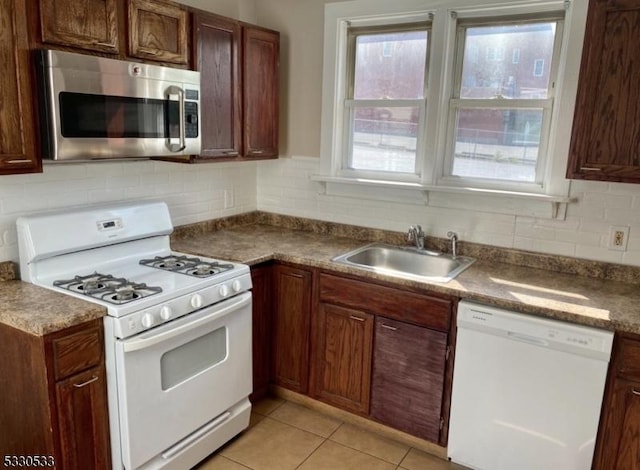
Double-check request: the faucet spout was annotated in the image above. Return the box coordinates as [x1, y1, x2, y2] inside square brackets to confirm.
[408, 225, 425, 250]
[447, 231, 458, 259]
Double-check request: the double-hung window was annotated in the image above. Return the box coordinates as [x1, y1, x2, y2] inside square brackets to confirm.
[320, 0, 578, 210]
[444, 14, 564, 188]
[343, 23, 430, 181]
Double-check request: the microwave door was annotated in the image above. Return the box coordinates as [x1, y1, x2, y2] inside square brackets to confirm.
[165, 86, 186, 153]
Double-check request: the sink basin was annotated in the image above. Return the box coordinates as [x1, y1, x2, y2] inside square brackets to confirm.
[332, 243, 475, 283]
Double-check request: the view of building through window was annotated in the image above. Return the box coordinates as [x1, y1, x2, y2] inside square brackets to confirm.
[348, 29, 428, 174]
[345, 19, 559, 182]
[451, 21, 557, 182]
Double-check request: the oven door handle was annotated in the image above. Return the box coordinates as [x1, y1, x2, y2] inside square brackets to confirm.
[122, 292, 251, 353]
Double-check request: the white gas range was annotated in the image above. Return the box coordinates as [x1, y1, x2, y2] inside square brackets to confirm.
[17, 202, 252, 470]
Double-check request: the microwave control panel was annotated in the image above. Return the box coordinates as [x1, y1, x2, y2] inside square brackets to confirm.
[184, 101, 199, 138]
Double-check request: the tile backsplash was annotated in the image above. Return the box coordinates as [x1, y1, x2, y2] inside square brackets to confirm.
[0, 160, 257, 262]
[257, 156, 640, 267]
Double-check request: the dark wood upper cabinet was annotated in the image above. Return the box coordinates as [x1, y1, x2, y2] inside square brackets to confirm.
[192, 14, 279, 161]
[38, 0, 120, 54]
[193, 12, 242, 159]
[128, 0, 189, 65]
[0, 0, 41, 175]
[243, 26, 279, 159]
[567, 0, 640, 183]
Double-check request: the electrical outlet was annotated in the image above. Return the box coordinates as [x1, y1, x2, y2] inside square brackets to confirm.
[609, 225, 629, 252]
[224, 190, 235, 209]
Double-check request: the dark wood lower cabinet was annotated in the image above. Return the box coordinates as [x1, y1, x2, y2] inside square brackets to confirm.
[594, 335, 640, 469]
[250, 263, 272, 401]
[272, 264, 312, 394]
[370, 316, 448, 442]
[310, 302, 373, 414]
[0, 319, 110, 469]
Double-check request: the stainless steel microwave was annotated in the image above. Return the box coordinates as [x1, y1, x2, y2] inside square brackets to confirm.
[37, 49, 201, 161]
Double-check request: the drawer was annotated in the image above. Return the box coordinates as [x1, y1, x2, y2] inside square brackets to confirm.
[617, 337, 640, 379]
[52, 325, 103, 381]
[319, 273, 452, 331]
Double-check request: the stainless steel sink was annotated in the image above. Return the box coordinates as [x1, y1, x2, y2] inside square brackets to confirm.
[332, 243, 475, 283]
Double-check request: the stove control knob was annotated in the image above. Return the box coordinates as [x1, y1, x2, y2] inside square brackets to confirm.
[160, 306, 172, 321]
[232, 280, 242, 292]
[141, 313, 155, 329]
[191, 294, 203, 309]
[219, 284, 230, 297]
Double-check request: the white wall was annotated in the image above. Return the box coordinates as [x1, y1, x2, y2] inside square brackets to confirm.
[258, 157, 640, 266]
[0, 161, 257, 262]
[254, 0, 640, 268]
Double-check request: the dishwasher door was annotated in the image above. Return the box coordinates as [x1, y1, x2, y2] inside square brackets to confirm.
[447, 301, 613, 470]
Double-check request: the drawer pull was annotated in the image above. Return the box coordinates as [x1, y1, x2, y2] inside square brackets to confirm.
[381, 324, 397, 331]
[350, 315, 365, 322]
[224, 151, 239, 156]
[73, 375, 99, 388]
[632, 388, 640, 396]
[580, 167, 602, 172]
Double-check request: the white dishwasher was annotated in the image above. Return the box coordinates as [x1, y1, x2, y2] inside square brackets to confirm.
[448, 301, 614, 470]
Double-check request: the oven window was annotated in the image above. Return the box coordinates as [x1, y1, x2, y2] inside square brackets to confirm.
[58, 92, 179, 139]
[160, 327, 227, 390]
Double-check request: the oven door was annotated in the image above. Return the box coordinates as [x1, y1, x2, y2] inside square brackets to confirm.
[115, 292, 252, 470]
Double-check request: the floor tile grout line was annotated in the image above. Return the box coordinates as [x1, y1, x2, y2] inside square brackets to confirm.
[216, 455, 254, 470]
[294, 434, 328, 469]
[397, 446, 412, 468]
[326, 423, 410, 466]
[265, 404, 344, 439]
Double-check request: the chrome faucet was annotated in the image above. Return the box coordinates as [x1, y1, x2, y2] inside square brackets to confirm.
[447, 231, 458, 259]
[408, 225, 425, 250]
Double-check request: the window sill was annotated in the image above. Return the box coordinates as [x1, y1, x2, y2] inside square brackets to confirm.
[309, 175, 574, 219]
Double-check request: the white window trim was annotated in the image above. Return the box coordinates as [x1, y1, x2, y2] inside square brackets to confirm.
[317, 0, 588, 219]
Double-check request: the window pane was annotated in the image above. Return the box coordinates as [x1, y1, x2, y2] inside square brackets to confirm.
[460, 22, 557, 99]
[354, 30, 428, 100]
[451, 108, 543, 182]
[350, 106, 419, 173]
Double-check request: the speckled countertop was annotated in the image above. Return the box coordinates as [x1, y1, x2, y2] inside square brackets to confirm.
[4, 213, 640, 337]
[0, 279, 106, 336]
[171, 222, 640, 335]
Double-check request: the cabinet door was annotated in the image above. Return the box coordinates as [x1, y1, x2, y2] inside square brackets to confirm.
[250, 264, 272, 401]
[567, 0, 640, 182]
[55, 365, 111, 469]
[272, 264, 311, 393]
[370, 316, 448, 442]
[194, 12, 242, 159]
[128, 0, 188, 65]
[243, 26, 279, 158]
[39, 0, 119, 53]
[594, 378, 640, 469]
[0, 0, 41, 175]
[311, 303, 373, 414]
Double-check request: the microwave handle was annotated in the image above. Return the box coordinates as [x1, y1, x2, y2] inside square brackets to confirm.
[165, 86, 186, 152]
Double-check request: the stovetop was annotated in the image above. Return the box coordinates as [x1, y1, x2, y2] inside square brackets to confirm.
[53, 273, 163, 305]
[139, 255, 234, 278]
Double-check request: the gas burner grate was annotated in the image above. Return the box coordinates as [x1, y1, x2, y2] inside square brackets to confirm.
[53, 272, 162, 305]
[139, 255, 234, 278]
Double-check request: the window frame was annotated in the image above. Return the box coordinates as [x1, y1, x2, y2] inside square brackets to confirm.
[319, 0, 584, 208]
[340, 22, 431, 181]
[439, 13, 565, 192]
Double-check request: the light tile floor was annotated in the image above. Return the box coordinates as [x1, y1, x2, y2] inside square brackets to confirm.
[194, 397, 468, 470]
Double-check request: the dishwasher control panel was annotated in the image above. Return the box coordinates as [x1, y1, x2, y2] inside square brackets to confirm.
[457, 301, 614, 360]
